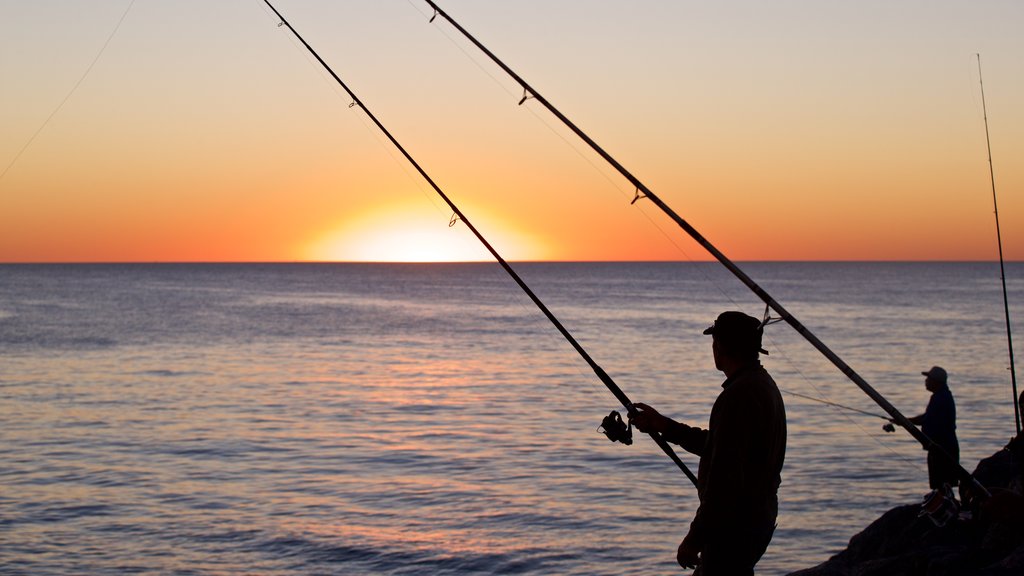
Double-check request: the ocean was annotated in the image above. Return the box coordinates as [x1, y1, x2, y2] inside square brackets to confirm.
[1, 262, 1020, 575]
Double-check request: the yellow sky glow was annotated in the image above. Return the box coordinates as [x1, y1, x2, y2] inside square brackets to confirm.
[305, 204, 547, 263]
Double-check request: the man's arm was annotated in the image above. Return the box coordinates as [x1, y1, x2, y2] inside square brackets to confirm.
[631, 402, 708, 456]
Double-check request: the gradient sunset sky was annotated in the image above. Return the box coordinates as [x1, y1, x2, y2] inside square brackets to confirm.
[2, 0, 1021, 262]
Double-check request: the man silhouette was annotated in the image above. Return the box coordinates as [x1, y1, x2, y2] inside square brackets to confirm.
[908, 366, 959, 490]
[633, 311, 787, 574]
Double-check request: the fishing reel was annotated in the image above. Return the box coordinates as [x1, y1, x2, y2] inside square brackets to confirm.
[919, 483, 960, 527]
[598, 410, 633, 445]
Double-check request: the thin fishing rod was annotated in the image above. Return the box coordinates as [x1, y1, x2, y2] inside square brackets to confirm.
[260, 0, 697, 487]
[977, 53, 1020, 435]
[423, 0, 988, 496]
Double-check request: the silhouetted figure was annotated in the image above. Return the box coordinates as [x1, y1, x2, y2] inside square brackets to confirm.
[908, 366, 960, 489]
[632, 311, 787, 575]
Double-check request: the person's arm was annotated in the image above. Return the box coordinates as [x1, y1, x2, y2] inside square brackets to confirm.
[631, 402, 708, 456]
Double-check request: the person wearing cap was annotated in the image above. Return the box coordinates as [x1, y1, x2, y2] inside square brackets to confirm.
[907, 366, 960, 489]
[632, 311, 787, 575]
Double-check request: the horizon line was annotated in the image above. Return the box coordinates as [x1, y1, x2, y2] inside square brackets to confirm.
[1, 259, 1020, 265]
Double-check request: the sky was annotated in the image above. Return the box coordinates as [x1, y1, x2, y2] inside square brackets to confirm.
[1, 0, 1022, 262]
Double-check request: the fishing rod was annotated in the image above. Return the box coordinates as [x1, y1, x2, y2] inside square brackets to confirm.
[260, 0, 697, 487]
[977, 53, 1020, 436]
[422, 0, 989, 496]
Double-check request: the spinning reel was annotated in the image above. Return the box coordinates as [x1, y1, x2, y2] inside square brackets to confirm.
[598, 410, 633, 445]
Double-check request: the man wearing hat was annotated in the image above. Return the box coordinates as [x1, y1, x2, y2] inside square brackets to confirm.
[632, 311, 787, 575]
[907, 366, 959, 489]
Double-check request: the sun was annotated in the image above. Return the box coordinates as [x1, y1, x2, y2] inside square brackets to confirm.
[305, 205, 545, 263]
[323, 225, 492, 263]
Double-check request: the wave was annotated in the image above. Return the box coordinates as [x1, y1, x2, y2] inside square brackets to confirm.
[254, 533, 576, 575]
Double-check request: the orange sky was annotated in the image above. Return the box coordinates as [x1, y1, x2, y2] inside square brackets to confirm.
[1, 0, 1022, 262]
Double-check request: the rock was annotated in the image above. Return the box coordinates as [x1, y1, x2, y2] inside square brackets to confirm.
[788, 437, 1024, 576]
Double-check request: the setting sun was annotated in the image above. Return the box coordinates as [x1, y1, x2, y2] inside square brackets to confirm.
[305, 203, 547, 263]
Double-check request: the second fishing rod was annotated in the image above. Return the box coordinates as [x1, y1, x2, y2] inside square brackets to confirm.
[423, 0, 988, 497]
[260, 0, 697, 486]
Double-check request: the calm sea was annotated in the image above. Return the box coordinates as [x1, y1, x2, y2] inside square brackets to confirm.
[1, 262, 1021, 575]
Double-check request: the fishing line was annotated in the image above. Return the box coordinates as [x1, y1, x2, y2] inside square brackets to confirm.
[769, 348, 926, 472]
[422, 0, 985, 496]
[746, 309, 926, 473]
[0, 0, 139, 183]
[259, 0, 697, 486]
[352, 105, 452, 221]
[781, 388, 887, 420]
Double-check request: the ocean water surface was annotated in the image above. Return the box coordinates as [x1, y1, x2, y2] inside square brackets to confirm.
[1, 262, 1021, 575]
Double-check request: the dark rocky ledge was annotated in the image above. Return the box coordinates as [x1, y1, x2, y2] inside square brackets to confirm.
[789, 436, 1024, 576]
